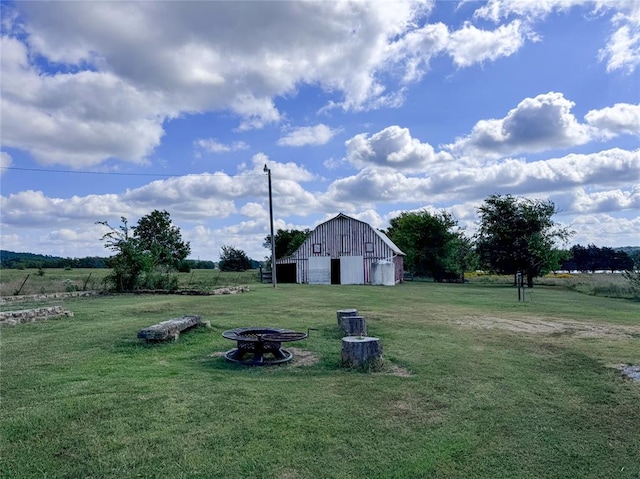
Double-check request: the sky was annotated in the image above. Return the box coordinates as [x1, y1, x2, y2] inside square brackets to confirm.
[1, 0, 639, 262]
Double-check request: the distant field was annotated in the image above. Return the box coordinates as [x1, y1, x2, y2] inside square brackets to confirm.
[0, 268, 260, 297]
[1, 281, 639, 478]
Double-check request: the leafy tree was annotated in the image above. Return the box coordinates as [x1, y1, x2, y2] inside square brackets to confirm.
[476, 194, 572, 287]
[98, 211, 189, 291]
[263, 229, 310, 262]
[385, 210, 471, 281]
[218, 245, 252, 272]
[134, 210, 190, 270]
[97, 217, 150, 291]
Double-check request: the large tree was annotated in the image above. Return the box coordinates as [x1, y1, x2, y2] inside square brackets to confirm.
[97, 217, 149, 291]
[133, 210, 190, 269]
[385, 210, 473, 281]
[218, 245, 252, 272]
[98, 210, 190, 291]
[476, 194, 572, 287]
[263, 228, 310, 263]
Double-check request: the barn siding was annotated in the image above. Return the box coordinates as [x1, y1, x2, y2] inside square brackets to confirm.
[276, 213, 404, 284]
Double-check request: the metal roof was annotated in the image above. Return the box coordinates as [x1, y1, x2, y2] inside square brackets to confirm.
[319, 213, 406, 256]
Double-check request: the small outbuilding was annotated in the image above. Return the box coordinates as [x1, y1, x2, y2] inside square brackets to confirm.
[275, 213, 405, 285]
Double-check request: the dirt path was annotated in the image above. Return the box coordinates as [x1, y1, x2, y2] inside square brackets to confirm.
[453, 315, 640, 340]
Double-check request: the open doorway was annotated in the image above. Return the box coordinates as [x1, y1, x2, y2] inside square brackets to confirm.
[331, 258, 341, 284]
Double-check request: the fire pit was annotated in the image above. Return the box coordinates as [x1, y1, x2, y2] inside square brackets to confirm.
[222, 327, 308, 365]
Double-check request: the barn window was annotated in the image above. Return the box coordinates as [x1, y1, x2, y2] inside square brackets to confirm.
[312, 243, 322, 254]
[365, 242, 374, 253]
[342, 236, 350, 253]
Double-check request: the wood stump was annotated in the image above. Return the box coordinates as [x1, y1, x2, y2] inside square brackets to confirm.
[336, 308, 358, 325]
[340, 315, 367, 336]
[341, 336, 382, 369]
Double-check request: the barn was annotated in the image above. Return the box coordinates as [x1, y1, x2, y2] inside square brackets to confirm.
[275, 213, 405, 285]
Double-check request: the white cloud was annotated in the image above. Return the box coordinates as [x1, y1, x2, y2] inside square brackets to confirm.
[585, 103, 640, 138]
[472, 0, 591, 22]
[446, 20, 533, 68]
[567, 212, 640, 246]
[0, 36, 166, 166]
[0, 151, 13, 174]
[1, 1, 555, 168]
[277, 124, 339, 147]
[598, 2, 640, 73]
[344, 126, 441, 172]
[324, 147, 640, 206]
[447, 92, 593, 159]
[195, 138, 249, 154]
[324, 168, 430, 207]
[553, 185, 640, 214]
[473, 0, 640, 73]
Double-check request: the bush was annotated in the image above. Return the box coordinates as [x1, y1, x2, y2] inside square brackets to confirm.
[62, 279, 78, 292]
[623, 270, 640, 300]
[140, 272, 179, 291]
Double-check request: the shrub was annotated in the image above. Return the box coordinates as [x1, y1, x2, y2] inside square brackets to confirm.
[140, 272, 179, 291]
[623, 270, 640, 300]
[63, 279, 78, 292]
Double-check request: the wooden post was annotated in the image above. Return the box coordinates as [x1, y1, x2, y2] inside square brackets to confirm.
[336, 308, 358, 325]
[341, 336, 382, 369]
[340, 315, 367, 336]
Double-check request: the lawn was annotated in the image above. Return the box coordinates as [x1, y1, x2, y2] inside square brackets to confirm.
[1, 281, 639, 478]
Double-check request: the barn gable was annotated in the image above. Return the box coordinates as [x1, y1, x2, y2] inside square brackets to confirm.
[275, 213, 405, 285]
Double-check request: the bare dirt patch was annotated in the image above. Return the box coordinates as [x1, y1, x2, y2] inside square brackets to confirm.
[453, 315, 640, 340]
[207, 348, 320, 367]
[287, 348, 320, 367]
[387, 397, 447, 427]
[375, 363, 412, 377]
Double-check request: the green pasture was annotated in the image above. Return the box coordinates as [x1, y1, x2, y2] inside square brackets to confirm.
[0, 268, 258, 297]
[1, 279, 639, 478]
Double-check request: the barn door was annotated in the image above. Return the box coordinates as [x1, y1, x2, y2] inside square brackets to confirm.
[340, 256, 364, 285]
[308, 256, 331, 284]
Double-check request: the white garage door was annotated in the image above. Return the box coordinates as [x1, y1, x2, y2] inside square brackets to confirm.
[340, 256, 364, 285]
[308, 256, 331, 284]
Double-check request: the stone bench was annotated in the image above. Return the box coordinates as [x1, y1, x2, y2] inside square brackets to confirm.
[137, 315, 202, 342]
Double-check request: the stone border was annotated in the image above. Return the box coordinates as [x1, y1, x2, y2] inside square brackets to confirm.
[0, 306, 74, 326]
[1, 290, 104, 304]
[1, 286, 249, 304]
[134, 286, 250, 295]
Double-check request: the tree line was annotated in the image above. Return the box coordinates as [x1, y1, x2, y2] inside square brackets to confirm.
[0, 250, 217, 271]
[560, 244, 637, 273]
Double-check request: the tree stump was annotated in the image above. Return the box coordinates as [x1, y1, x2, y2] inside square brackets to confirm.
[341, 336, 382, 369]
[336, 308, 358, 325]
[340, 315, 367, 336]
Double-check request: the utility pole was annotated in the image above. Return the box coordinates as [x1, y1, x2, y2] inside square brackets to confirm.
[264, 164, 277, 288]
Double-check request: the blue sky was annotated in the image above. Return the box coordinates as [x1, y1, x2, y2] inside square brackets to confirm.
[1, 0, 639, 262]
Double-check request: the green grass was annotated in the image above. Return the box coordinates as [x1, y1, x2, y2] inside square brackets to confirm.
[1, 282, 639, 478]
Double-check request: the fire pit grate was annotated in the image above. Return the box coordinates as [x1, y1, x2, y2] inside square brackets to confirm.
[221, 327, 309, 366]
